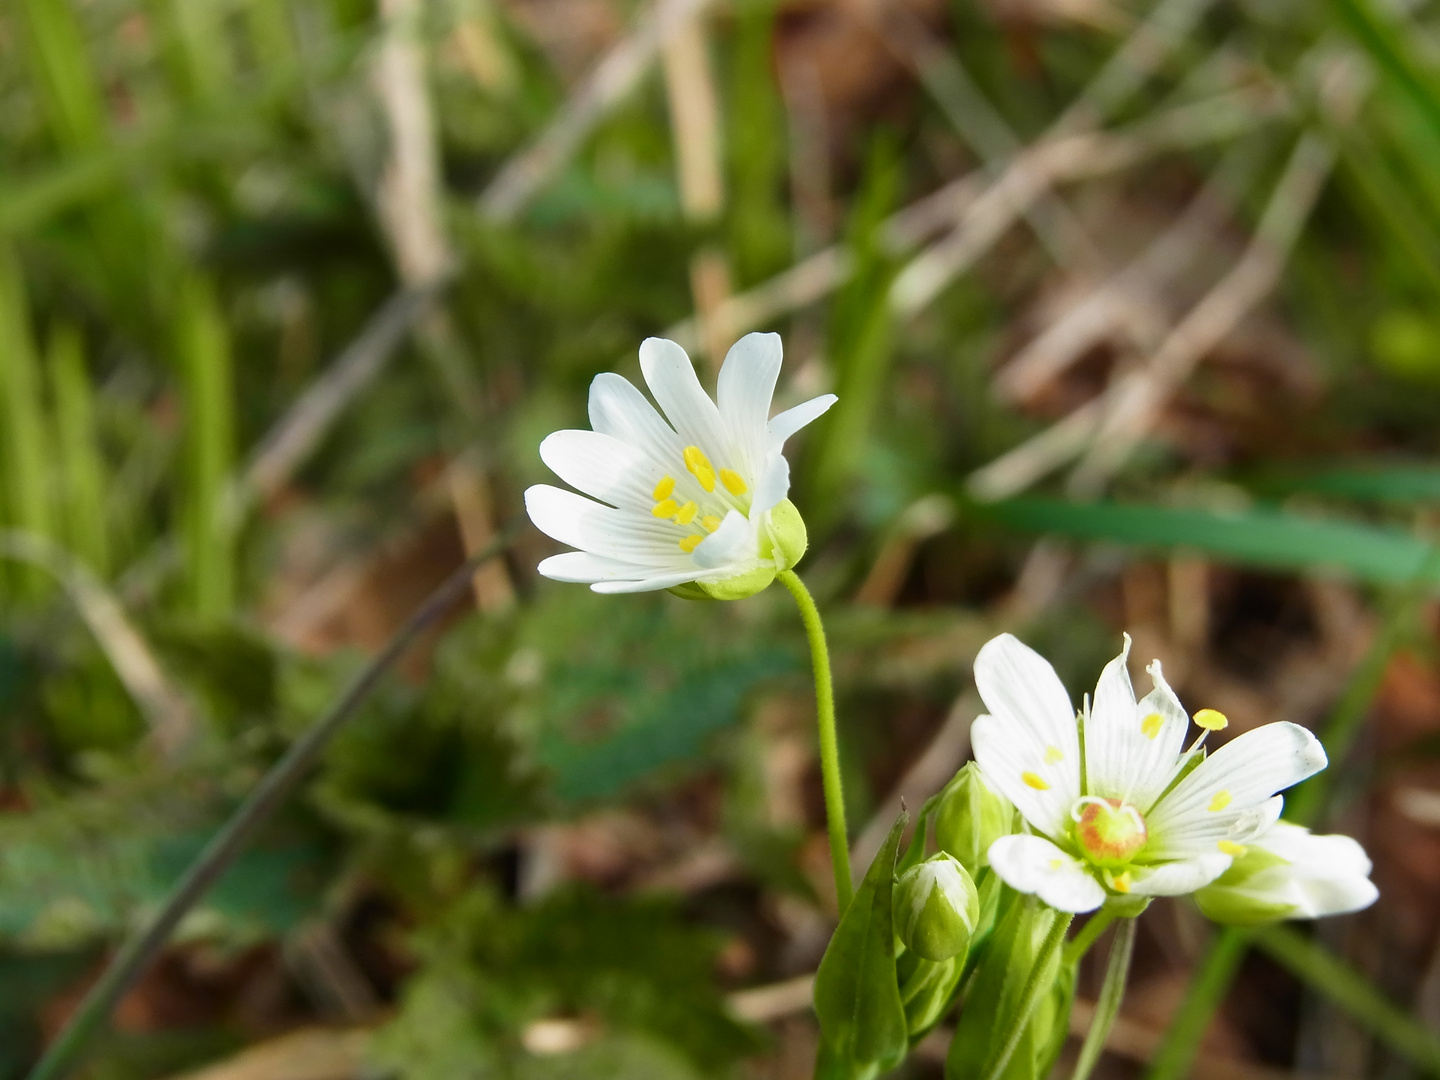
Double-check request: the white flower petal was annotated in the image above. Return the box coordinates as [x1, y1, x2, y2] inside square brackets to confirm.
[1127, 854, 1231, 896]
[691, 509, 757, 571]
[590, 568, 713, 594]
[537, 551, 650, 584]
[524, 485, 693, 567]
[588, 372, 684, 459]
[971, 634, 1082, 837]
[639, 338, 727, 459]
[752, 456, 790, 517]
[717, 332, 782, 479]
[988, 835, 1106, 913]
[1086, 641, 1192, 812]
[1146, 723, 1326, 860]
[768, 393, 838, 450]
[539, 429, 655, 509]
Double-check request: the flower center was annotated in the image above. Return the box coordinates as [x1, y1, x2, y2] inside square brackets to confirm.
[1072, 797, 1147, 869]
[650, 446, 751, 553]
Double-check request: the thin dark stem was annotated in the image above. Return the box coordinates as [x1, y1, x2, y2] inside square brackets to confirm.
[27, 527, 518, 1080]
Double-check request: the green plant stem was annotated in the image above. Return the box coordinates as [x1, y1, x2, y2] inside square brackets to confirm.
[1070, 916, 1137, 1080]
[776, 568, 852, 911]
[1063, 907, 1117, 965]
[982, 910, 1074, 1080]
[26, 527, 519, 1080]
[1144, 928, 1250, 1080]
[1255, 926, 1440, 1075]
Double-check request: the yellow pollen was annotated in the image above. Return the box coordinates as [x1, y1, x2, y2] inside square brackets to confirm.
[1111, 871, 1132, 894]
[652, 475, 675, 501]
[674, 501, 698, 525]
[1194, 708, 1228, 731]
[679, 534, 703, 553]
[1141, 712, 1164, 740]
[1048, 859, 1064, 870]
[1044, 745, 1063, 764]
[719, 468, 748, 495]
[1207, 790, 1232, 813]
[683, 446, 716, 491]
[652, 498, 680, 518]
[1022, 771, 1050, 791]
[700, 515, 722, 533]
[1217, 840, 1247, 857]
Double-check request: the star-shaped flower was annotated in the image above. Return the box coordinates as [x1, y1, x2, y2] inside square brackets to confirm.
[973, 633, 1328, 913]
[525, 333, 835, 596]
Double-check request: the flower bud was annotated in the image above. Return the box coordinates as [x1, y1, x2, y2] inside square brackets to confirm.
[894, 854, 980, 962]
[764, 499, 808, 570]
[934, 763, 1014, 875]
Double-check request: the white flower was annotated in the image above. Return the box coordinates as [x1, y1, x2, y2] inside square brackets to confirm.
[973, 633, 1328, 914]
[1194, 820, 1378, 925]
[525, 333, 835, 595]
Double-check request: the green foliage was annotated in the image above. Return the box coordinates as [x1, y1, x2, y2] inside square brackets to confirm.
[371, 886, 760, 1080]
[812, 813, 909, 1080]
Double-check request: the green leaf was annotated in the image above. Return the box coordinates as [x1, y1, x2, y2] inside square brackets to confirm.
[1252, 461, 1440, 504]
[976, 496, 1440, 586]
[813, 812, 910, 1080]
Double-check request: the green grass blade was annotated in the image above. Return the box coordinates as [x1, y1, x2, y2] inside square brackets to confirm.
[1328, 0, 1440, 145]
[175, 276, 236, 619]
[0, 245, 56, 599]
[976, 496, 1440, 587]
[1255, 926, 1440, 1075]
[15, 0, 108, 152]
[47, 325, 110, 577]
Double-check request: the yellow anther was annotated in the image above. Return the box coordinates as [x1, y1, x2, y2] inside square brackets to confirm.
[1110, 871, 1132, 894]
[652, 498, 680, 518]
[700, 515, 722, 533]
[1207, 790, 1232, 813]
[674, 501, 698, 525]
[683, 446, 716, 491]
[1044, 745, 1063, 764]
[1141, 712, 1164, 740]
[1021, 771, 1050, 791]
[679, 534, 703, 553]
[1194, 708, 1228, 731]
[1048, 859, 1064, 871]
[719, 468, 748, 495]
[652, 475, 675, 501]
[1217, 840, 1247, 857]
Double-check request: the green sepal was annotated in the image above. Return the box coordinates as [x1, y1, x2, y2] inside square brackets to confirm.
[813, 812, 911, 1080]
[764, 498, 808, 570]
[696, 566, 775, 600]
[666, 582, 715, 602]
[946, 893, 1070, 1080]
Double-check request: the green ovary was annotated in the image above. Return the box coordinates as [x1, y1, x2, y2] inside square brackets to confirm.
[1072, 797, 1147, 870]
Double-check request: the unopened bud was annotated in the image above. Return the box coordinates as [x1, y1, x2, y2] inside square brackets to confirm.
[894, 854, 980, 962]
[934, 763, 1013, 874]
[696, 566, 776, 600]
[1195, 845, 1299, 926]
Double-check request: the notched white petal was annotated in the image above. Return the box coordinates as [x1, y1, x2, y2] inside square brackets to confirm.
[639, 337, 727, 455]
[768, 393, 837, 449]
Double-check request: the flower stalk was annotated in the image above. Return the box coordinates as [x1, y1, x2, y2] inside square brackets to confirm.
[777, 568, 852, 911]
[1070, 916, 1138, 1080]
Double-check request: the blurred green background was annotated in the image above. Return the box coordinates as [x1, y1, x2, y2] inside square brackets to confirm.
[5, 0, 1440, 1076]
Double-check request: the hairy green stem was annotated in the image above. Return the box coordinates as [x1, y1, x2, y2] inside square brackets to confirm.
[983, 910, 1074, 1080]
[1063, 907, 1117, 966]
[27, 528, 519, 1080]
[1070, 916, 1137, 1080]
[776, 569, 852, 911]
